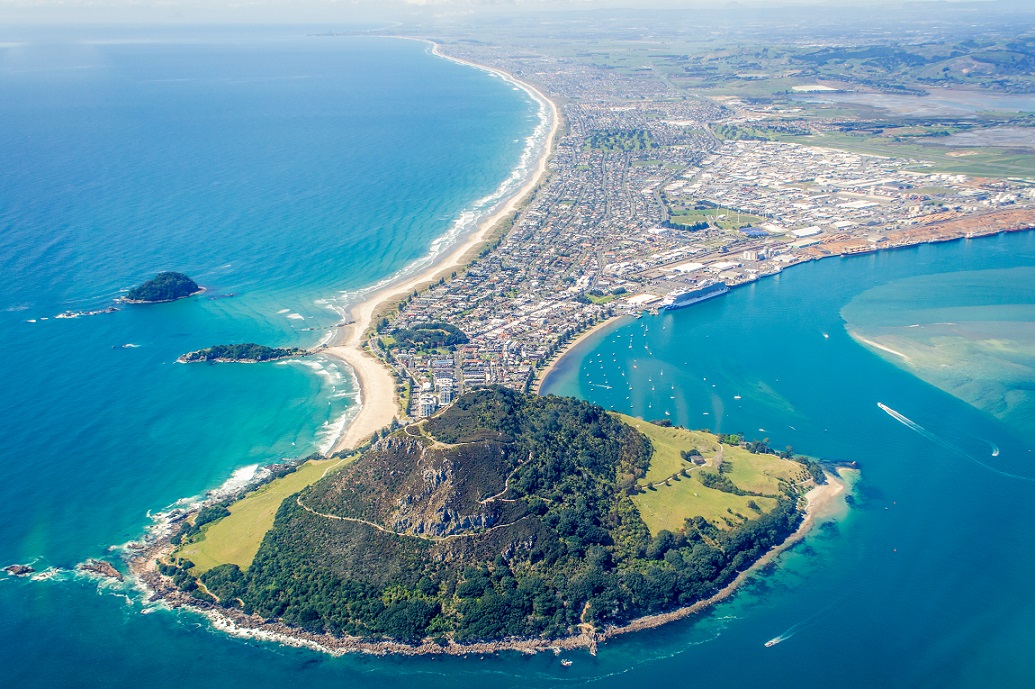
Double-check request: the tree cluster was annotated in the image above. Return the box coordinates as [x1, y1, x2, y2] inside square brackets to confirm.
[180, 343, 306, 362]
[390, 322, 468, 350]
[125, 271, 199, 302]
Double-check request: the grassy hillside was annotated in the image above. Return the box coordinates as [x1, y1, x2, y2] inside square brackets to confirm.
[618, 415, 720, 484]
[162, 389, 813, 644]
[176, 457, 350, 573]
[620, 415, 810, 533]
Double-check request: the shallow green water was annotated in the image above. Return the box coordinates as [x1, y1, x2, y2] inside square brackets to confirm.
[843, 266, 1035, 429]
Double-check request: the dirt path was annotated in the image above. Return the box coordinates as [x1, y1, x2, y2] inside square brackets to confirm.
[295, 496, 529, 542]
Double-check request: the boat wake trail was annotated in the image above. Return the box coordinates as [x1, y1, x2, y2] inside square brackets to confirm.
[877, 402, 932, 437]
[764, 605, 835, 648]
[877, 402, 1032, 482]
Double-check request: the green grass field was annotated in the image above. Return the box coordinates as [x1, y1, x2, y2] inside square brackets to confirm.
[177, 456, 350, 573]
[586, 293, 617, 305]
[635, 477, 778, 533]
[722, 448, 807, 495]
[781, 132, 1035, 177]
[616, 414, 718, 485]
[619, 414, 807, 534]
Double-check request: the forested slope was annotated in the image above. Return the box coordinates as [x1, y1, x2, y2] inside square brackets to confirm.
[180, 388, 806, 644]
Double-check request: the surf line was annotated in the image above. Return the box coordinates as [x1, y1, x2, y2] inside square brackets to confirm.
[877, 402, 1033, 482]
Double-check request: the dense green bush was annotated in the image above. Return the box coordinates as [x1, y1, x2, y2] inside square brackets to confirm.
[194, 388, 804, 644]
[125, 271, 199, 302]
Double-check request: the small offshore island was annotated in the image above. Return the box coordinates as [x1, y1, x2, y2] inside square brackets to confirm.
[122, 271, 203, 304]
[139, 388, 846, 655]
[178, 344, 309, 364]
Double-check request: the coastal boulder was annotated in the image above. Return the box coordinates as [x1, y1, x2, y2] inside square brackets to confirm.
[4, 564, 35, 577]
[77, 559, 124, 582]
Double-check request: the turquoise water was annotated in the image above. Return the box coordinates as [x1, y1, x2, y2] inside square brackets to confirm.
[543, 232, 1035, 687]
[842, 267, 1035, 429]
[0, 27, 537, 562]
[3, 26, 1035, 689]
[0, 26, 541, 684]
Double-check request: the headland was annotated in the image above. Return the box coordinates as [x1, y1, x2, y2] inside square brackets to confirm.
[129, 33, 1030, 658]
[132, 474, 845, 657]
[131, 388, 851, 656]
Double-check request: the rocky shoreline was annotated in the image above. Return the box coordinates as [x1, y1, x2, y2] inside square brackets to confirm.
[4, 563, 36, 577]
[78, 558, 124, 581]
[118, 287, 205, 304]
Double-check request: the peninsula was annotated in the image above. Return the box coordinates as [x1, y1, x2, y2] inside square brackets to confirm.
[177, 344, 309, 364]
[144, 387, 844, 653]
[332, 38, 1035, 422]
[123, 272, 202, 303]
[129, 28, 1032, 656]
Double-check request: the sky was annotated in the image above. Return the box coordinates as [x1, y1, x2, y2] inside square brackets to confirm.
[0, 0, 1020, 25]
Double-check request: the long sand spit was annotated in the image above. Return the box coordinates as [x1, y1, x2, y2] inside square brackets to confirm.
[129, 42, 853, 656]
[324, 40, 560, 453]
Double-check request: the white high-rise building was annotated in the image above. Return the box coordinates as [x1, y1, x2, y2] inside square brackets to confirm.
[417, 395, 437, 418]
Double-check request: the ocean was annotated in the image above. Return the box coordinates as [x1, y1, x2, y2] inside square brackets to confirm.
[543, 231, 1035, 688]
[2, 24, 1034, 689]
[0, 25, 541, 684]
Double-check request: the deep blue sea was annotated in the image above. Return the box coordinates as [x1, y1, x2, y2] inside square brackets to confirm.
[2, 25, 1034, 689]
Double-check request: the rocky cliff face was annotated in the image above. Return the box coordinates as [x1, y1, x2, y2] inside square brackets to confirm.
[312, 434, 523, 539]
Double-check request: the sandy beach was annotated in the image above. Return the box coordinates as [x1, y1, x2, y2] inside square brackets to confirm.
[323, 42, 560, 453]
[532, 315, 625, 394]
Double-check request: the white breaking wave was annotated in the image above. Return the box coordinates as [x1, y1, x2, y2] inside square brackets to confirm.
[328, 59, 553, 321]
[221, 464, 260, 493]
[286, 51, 554, 459]
[315, 363, 362, 455]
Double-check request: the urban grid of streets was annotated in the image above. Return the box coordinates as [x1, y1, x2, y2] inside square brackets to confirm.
[367, 42, 1035, 420]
